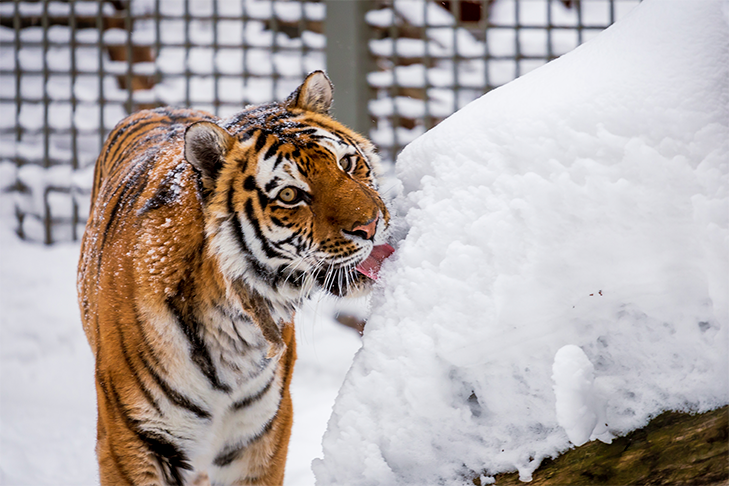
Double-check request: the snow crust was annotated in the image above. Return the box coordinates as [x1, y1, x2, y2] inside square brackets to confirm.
[315, 0, 729, 483]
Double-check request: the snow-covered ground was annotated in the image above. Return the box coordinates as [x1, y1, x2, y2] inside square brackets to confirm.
[0, 192, 363, 485]
[315, 0, 729, 484]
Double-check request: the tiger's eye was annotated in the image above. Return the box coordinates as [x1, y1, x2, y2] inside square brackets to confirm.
[278, 187, 299, 203]
[340, 155, 355, 173]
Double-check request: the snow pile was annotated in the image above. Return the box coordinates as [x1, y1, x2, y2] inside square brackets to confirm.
[315, 0, 729, 484]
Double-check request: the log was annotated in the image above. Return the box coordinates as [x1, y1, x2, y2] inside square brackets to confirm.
[483, 406, 728, 486]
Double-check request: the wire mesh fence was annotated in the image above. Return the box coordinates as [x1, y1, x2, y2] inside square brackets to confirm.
[366, 0, 640, 161]
[0, 0, 638, 244]
[0, 0, 326, 243]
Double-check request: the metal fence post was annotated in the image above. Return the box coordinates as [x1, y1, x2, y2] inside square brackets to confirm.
[324, 0, 373, 135]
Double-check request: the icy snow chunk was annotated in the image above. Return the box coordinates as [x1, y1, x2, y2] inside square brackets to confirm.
[273, 1, 301, 22]
[552, 345, 611, 446]
[366, 8, 395, 28]
[396, 0, 454, 27]
[316, 0, 729, 484]
[0, 161, 17, 191]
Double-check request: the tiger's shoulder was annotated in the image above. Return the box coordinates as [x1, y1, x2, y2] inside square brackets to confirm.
[79, 107, 221, 343]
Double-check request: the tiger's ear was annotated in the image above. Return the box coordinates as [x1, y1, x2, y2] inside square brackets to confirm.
[284, 71, 333, 115]
[184, 121, 235, 182]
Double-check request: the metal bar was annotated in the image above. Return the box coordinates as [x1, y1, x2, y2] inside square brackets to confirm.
[155, 0, 161, 106]
[423, 0, 432, 130]
[125, 2, 134, 114]
[299, 0, 307, 84]
[242, 0, 249, 104]
[42, 0, 51, 243]
[212, 0, 220, 115]
[576, 0, 584, 45]
[388, 0, 400, 161]
[483, 0, 492, 92]
[97, 1, 106, 178]
[12, 0, 24, 239]
[514, 0, 521, 78]
[610, 0, 616, 25]
[184, 0, 191, 108]
[70, 0, 79, 240]
[547, 0, 554, 61]
[5, 22, 604, 50]
[271, 0, 280, 100]
[452, 0, 461, 112]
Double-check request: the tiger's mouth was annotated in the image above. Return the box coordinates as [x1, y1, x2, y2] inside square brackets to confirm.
[355, 243, 395, 281]
[309, 242, 394, 296]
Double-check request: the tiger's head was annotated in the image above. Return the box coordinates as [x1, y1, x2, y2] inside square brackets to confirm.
[184, 72, 390, 308]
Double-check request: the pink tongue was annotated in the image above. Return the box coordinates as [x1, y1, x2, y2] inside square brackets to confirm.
[356, 243, 395, 281]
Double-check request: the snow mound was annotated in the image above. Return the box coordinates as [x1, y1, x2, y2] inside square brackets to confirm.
[314, 0, 729, 484]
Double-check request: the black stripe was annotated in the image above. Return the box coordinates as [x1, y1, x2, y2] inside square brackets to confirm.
[264, 177, 281, 193]
[106, 440, 137, 486]
[104, 112, 159, 164]
[96, 156, 153, 272]
[244, 199, 287, 260]
[107, 379, 193, 486]
[227, 187, 275, 283]
[273, 266, 305, 290]
[166, 298, 231, 393]
[212, 411, 278, 467]
[243, 175, 257, 191]
[254, 130, 268, 152]
[256, 189, 269, 211]
[263, 141, 281, 161]
[117, 333, 163, 416]
[231, 375, 276, 411]
[137, 351, 212, 420]
[272, 153, 284, 171]
[236, 157, 249, 173]
[295, 127, 318, 136]
[215, 306, 252, 351]
[223, 103, 277, 130]
[110, 126, 168, 171]
[106, 115, 174, 169]
[270, 216, 287, 228]
[138, 161, 188, 216]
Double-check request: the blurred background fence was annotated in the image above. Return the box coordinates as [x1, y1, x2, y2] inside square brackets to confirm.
[0, 0, 639, 244]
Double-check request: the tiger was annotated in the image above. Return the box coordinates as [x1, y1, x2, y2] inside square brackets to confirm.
[77, 71, 391, 486]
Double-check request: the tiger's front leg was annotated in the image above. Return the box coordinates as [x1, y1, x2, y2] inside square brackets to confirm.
[208, 393, 294, 486]
[94, 382, 192, 486]
[94, 325, 295, 486]
[209, 324, 296, 486]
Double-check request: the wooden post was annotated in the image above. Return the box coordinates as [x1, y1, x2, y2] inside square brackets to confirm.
[324, 0, 373, 135]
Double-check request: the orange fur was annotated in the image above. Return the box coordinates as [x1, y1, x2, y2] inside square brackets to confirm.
[78, 72, 388, 485]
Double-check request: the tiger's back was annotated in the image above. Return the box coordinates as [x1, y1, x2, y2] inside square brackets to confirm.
[78, 72, 388, 485]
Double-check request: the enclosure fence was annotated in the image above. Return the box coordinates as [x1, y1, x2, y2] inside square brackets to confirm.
[0, 0, 639, 243]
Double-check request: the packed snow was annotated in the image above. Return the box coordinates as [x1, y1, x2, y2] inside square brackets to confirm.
[315, 0, 729, 484]
[552, 344, 611, 447]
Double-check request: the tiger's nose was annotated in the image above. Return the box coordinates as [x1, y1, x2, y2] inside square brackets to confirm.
[345, 216, 378, 241]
